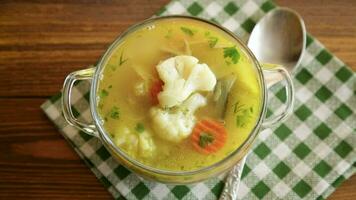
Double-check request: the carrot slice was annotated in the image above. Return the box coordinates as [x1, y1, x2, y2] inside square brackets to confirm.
[191, 119, 227, 154]
[150, 80, 163, 105]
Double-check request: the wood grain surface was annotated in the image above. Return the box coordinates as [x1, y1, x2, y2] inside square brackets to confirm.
[0, 0, 354, 199]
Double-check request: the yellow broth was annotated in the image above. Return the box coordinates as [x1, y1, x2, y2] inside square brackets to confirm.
[97, 18, 261, 171]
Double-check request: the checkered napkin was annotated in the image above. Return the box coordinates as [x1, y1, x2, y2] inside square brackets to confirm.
[41, 0, 355, 199]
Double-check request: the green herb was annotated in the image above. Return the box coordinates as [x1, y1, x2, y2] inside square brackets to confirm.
[109, 106, 120, 119]
[135, 123, 145, 133]
[198, 132, 215, 148]
[180, 27, 195, 36]
[236, 110, 252, 127]
[108, 85, 112, 89]
[165, 29, 173, 39]
[233, 102, 253, 127]
[233, 101, 243, 113]
[108, 64, 117, 71]
[100, 89, 109, 98]
[223, 46, 240, 65]
[110, 50, 128, 71]
[204, 31, 218, 48]
[119, 51, 128, 66]
[208, 36, 218, 48]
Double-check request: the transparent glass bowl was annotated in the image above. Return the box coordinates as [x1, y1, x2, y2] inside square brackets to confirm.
[62, 16, 294, 184]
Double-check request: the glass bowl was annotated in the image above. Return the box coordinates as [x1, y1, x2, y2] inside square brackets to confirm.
[62, 15, 294, 184]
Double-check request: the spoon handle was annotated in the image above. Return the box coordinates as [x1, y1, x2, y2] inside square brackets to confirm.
[219, 156, 247, 200]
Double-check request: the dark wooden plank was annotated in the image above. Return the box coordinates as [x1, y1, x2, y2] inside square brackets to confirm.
[0, 98, 112, 199]
[0, 0, 170, 97]
[329, 176, 356, 200]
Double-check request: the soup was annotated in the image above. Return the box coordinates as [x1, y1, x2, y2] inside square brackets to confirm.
[97, 18, 261, 171]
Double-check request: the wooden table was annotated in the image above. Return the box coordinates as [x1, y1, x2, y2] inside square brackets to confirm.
[0, 0, 354, 199]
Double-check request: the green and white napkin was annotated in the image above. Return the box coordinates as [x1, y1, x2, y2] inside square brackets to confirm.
[41, 0, 355, 199]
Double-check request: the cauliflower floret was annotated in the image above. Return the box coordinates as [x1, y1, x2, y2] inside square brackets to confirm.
[150, 93, 207, 142]
[114, 127, 156, 158]
[156, 55, 216, 108]
[138, 131, 156, 157]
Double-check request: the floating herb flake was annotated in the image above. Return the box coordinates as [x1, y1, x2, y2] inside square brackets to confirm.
[100, 89, 109, 98]
[108, 85, 112, 89]
[204, 31, 218, 48]
[118, 51, 128, 66]
[233, 101, 243, 113]
[233, 102, 253, 127]
[208, 36, 218, 48]
[198, 132, 215, 148]
[135, 123, 145, 133]
[165, 29, 173, 39]
[109, 106, 120, 119]
[109, 64, 117, 71]
[180, 27, 195, 36]
[223, 46, 240, 65]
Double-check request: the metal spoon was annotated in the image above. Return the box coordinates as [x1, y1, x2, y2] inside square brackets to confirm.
[220, 7, 306, 200]
[248, 7, 306, 73]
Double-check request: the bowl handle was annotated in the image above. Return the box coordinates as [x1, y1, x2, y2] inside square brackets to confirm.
[261, 64, 295, 127]
[62, 67, 98, 137]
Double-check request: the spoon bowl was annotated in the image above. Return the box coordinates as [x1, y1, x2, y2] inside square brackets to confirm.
[248, 7, 306, 73]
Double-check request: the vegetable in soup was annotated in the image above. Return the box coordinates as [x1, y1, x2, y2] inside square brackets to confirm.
[97, 18, 261, 171]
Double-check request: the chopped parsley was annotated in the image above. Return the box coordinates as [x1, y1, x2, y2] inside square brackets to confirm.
[100, 89, 109, 98]
[208, 36, 218, 48]
[109, 106, 120, 119]
[135, 123, 145, 133]
[223, 46, 240, 65]
[180, 27, 195, 36]
[118, 51, 128, 66]
[204, 31, 218, 48]
[233, 102, 253, 127]
[110, 51, 128, 71]
[198, 132, 215, 148]
[108, 85, 112, 89]
[108, 64, 117, 71]
[165, 29, 173, 39]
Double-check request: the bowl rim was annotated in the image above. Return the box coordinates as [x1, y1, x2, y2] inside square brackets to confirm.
[90, 15, 268, 177]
